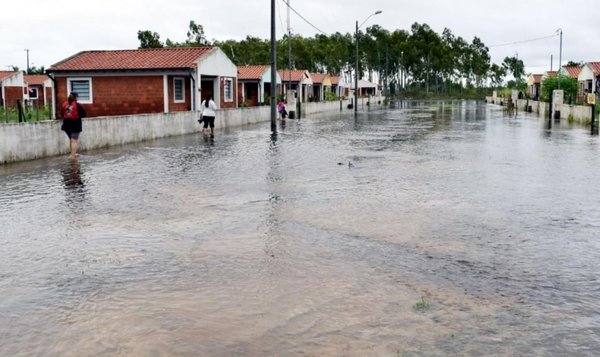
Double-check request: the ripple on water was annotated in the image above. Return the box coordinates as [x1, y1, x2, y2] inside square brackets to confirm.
[2, 101, 600, 355]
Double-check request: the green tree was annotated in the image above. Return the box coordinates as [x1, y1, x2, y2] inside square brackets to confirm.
[502, 56, 525, 84]
[488, 63, 506, 89]
[186, 20, 208, 46]
[137, 30, 163, 48]
[564, 61, 583, 67]
[469, 37, 490, 88]
[541, 75, 578, 103]
[27, 66, 45, 75]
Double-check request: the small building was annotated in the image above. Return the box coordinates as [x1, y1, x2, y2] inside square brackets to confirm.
[47, 47, 238, 118]
[0, 71, 25, 110]
[561, 65, 582, 80]
[578, 62, 600, 95]
[354, 79, 379, 97]
[310, 73, 332, 102]
[24, 74, 53, 108]
[237, 65, 281, 106]
[328, 74, 341, 97]
[527, 74, 542, 100]
[278, 70, 313, 103]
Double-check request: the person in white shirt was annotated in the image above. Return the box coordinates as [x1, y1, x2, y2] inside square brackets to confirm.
[200, 96, 218, 137]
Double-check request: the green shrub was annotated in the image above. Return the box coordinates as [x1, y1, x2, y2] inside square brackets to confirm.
[324, 91, 337, 101]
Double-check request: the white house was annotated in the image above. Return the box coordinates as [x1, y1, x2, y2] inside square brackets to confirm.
[237, 65, 281, 106]
[577, 62, 600, 95]
[0, 71, 25, 110]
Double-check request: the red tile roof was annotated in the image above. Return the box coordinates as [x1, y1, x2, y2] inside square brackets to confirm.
[24, 74, 50, 85]
[278, 69, 308, 82]
[562, 66, 582, 78]
[237, 65, 269, 80]
[311, 73, 327, 84]
[329, 75, 340, 85]
[0, 71, 18, 82]
[531, 74, 542, 83]
[48, 47, 215, 71]
[588, 62, 600, 75]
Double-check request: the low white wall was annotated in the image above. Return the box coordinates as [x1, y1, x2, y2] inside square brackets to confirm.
[556, 103, 592, 122]
[488, 99, 591, 123]
[1, 99, 384, 164]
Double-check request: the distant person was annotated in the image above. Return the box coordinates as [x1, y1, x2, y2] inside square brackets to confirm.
[59, 92, 86, 158]
[277, 100, 287, 119]
[200, 96, 217, 137]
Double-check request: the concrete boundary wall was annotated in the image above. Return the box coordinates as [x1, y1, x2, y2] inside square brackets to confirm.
[486, 96, 591, 123]
[1, 99, 385, 164]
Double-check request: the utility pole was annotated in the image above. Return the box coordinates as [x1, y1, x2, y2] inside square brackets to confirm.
[24, 49, 30, 74]
[288, 0, 291, 92]
[270, 0, 277, 133]
[557, 28, 562, 89]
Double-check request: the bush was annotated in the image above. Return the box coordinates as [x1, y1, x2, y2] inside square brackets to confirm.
[541, 75, 578, 102]
[324, 91, 338, 101]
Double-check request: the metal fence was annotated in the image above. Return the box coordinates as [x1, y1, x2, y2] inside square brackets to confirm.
[1, 100, 51, 123]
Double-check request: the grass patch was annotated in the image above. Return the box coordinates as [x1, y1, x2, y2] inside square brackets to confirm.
[413, 296, 430, 312]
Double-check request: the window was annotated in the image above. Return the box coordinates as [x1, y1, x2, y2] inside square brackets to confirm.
[28, 87, 38, 99]
[224, 78, 233, 102]
[174, 77, 185, 103]
[67, 78, 92, 103]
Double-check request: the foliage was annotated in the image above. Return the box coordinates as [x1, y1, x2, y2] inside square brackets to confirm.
[540, 75, 578, 102]
[489, 63, 506, 88]
[324, 91, 338, 101]
[0, 104, 51, 122]
[565, 60, 584, 67]
[136, 20, 508, 98]
[502, 56, 525, 84]
[413, 297, 430, 312]
[138, 30, 163, 48]
[138, 21, 208, 49]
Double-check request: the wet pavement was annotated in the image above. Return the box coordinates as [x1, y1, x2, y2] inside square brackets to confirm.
[1, 101, 600, 356]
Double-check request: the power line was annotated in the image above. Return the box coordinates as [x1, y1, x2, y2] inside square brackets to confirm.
[489, 33, 558, 48]
[280, 0, 326, 35]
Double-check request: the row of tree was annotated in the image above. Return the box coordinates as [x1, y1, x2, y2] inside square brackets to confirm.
[138, 21, 529, 96]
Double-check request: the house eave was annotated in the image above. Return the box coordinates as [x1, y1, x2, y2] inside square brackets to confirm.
[47, 68, 196, 76]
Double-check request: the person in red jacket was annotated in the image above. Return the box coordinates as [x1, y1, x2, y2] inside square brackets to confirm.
[59, 92, 86, 158]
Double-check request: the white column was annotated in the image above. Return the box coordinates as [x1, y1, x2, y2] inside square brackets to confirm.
[163, 75, 169, 113]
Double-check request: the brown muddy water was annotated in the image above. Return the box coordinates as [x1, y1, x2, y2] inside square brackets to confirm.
[1, 101, 600, 356]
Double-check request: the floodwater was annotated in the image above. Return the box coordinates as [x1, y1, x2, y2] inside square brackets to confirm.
[1, 101, 600, 356]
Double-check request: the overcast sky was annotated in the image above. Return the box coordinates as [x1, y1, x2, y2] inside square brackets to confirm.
[2, 0, 599, 76]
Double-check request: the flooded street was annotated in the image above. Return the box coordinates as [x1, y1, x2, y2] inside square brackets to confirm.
[1, 101, 600, 356]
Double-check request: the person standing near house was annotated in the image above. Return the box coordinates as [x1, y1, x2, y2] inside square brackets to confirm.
[59, 92, 86, 158]
[277, 99, 287, 119]
[200, 96, 218, 137]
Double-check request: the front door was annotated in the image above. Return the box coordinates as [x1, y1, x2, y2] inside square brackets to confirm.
[201, 80, 215, 104]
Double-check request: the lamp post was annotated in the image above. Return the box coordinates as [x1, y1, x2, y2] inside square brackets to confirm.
[556, 28, 562, 90]
[355, 10, 382, 114]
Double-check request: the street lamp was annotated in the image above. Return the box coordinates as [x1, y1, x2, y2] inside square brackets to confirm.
[355, 10, 382, 114]
[556, 28, 562, 89]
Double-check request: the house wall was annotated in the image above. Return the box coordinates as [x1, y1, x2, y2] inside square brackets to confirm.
[578, 65, 595, 94]
[3, 87, 24, 109]
[1, 99, 386, 164]
[219, 77, 238, 109]
[238, 81, 259, 106]
[45, 87, 53, 107]
[55, 75, 167, 117]
[166, 75, 192, 112]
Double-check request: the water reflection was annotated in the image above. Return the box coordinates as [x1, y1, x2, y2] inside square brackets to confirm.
[2, 101, 600, 356]
[61, 158, 85, 190]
